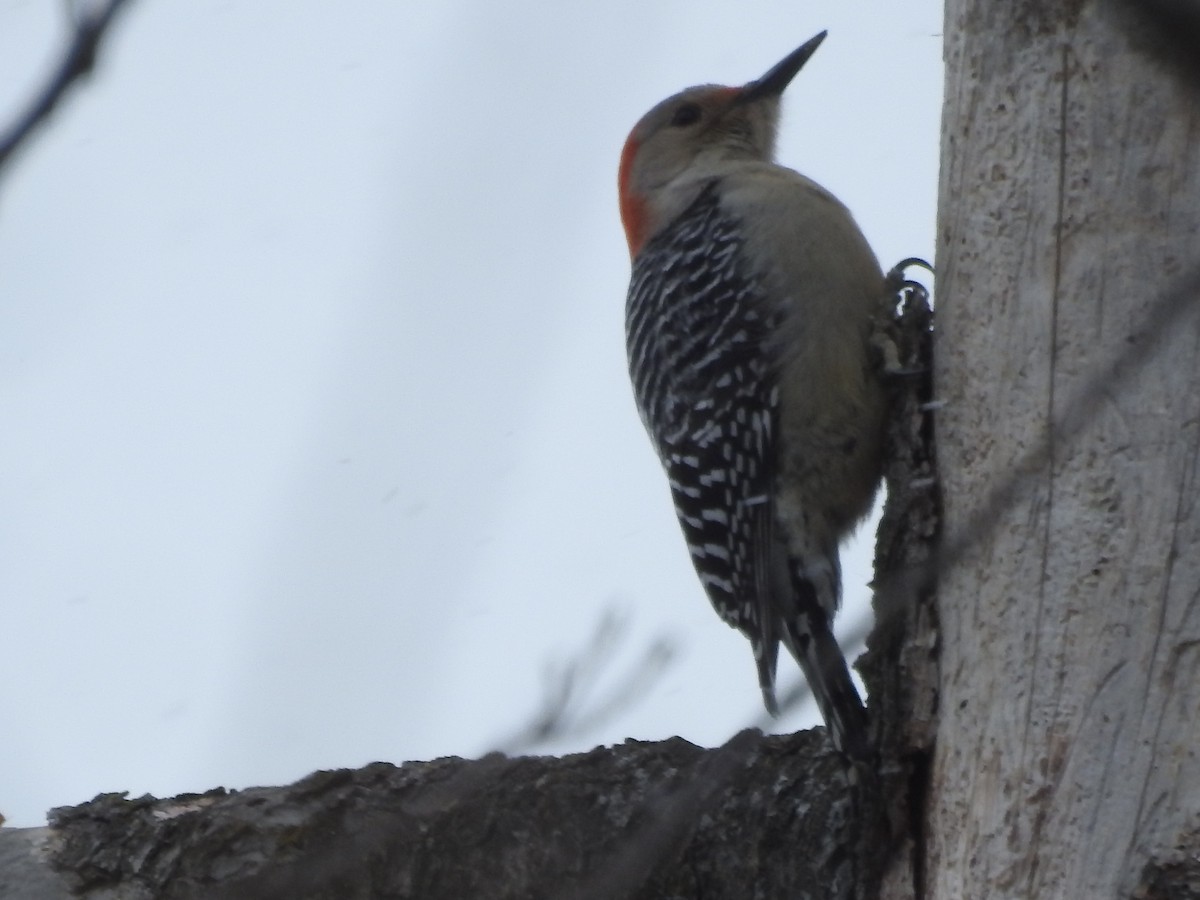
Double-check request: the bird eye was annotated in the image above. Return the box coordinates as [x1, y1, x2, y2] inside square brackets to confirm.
[670, 103, 702, 128]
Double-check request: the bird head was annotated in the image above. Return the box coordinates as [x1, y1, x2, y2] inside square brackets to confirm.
[618, 31, 827, 258]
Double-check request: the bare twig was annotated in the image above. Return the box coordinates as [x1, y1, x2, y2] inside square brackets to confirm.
[0, 0, 135, 174]
[495, 608, 677, 754]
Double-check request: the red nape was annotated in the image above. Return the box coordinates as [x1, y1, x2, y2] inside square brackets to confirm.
[617, 133, 648, 258]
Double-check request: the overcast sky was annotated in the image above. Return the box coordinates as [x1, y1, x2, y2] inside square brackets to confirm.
[0, 0, 942, 827]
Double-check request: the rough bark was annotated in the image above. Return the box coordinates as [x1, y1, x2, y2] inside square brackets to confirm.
[861, 272, 941, 900]
[0, 734, 862, 900]
[929, 1, 1200, 897]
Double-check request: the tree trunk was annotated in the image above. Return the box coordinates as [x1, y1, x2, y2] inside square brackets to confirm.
[929, 1, 1200, 897]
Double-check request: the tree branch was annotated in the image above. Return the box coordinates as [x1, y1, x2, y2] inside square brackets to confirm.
[0, 0, 135, 174]
[0, 731, 861, 900]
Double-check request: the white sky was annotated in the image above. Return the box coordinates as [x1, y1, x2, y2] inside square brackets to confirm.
[0, 0, 942, 827]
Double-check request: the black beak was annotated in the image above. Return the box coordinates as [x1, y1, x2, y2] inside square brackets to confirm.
[738, 31, 827, 103]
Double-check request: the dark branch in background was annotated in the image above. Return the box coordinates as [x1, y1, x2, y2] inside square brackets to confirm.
[494, 609, 676, 754]
[1107, 0, 1200, 88]
[0, 0, 135, 175]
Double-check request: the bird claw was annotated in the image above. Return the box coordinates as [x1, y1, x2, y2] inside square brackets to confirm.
[886, 256, 934, 286]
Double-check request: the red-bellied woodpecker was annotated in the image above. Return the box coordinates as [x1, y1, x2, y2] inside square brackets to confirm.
[619, 32, 884, 757]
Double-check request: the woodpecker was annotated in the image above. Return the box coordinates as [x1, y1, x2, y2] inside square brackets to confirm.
[620, 32, 885, 757]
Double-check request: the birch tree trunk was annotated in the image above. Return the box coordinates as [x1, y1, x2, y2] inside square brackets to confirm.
[929, 1, 1200, 896]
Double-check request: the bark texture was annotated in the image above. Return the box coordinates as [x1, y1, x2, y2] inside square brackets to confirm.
[0, 734, 867, 900]
[930, 1, 1200, 897]
[861, 273, 941, 900]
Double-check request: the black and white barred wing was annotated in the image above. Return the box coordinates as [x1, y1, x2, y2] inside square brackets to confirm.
[625, 183, 787, 705]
